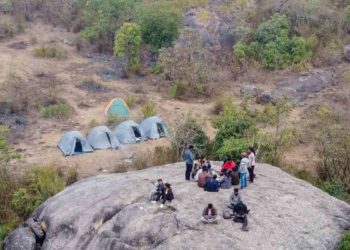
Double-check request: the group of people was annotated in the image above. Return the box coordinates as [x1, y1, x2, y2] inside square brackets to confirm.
[150, 179, 174, 208]
[149, 145, 256, 232]
[184, 145, 256, 231]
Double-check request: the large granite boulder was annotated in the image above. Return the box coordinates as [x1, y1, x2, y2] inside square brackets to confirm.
[4, 227, 36, 250]
[272, 70, 335, 103]
[5, 163, 350, 250]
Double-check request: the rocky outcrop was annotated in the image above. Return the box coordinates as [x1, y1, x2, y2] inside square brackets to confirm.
[343, 44, 350, 61]
[240, 85, 261, 97]
[271, 70, 335, 103]
[184, 8, 236, 53]
[5, 163, 350, 250]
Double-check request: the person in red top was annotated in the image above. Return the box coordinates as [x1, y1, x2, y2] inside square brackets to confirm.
[220, 156, 236, 174]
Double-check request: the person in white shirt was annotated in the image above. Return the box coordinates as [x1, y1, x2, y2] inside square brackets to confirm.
[247, 147, 256, 183]
[239, 153, 249, 189]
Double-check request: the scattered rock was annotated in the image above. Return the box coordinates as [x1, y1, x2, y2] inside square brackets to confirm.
[240, 85, 261, 97]
[24, 218, 45, 241]
[343, 44, 350, 61]
[77, 80, 109, 93]
[257, 91, 275, 104]
[6, 163, 350, 250]
[4, 227, 36, 250]
[7, 41, 28, 50]
[97, 70, 127, 81]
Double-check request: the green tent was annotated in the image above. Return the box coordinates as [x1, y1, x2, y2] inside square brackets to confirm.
[104, 98, 129, 117]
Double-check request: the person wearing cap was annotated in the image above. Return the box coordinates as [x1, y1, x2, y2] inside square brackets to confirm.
[183, 145, 194, 181]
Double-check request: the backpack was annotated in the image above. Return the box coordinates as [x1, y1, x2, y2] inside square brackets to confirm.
[223, 210, 233, 219]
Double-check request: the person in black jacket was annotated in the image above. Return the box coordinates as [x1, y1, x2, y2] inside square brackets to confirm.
[233, 201, 249, 231]
[159, 183, 174, 208]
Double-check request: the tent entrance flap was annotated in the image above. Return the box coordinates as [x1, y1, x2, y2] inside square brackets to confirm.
[74, 140, 83, 153]
[106, 133, 112, 145]
[157, 123, 165, 136]
[132, 126, 141, 139]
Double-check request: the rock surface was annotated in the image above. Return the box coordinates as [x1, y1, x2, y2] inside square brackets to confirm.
[344, 44, 350, 61]
[4, 227, 36, 250]
[6, 163, 350, 250]
[272, 70, 335, 103]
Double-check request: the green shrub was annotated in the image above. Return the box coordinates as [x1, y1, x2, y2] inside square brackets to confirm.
[79, 0, 138, 52]
[11, 166, 66, 218]
[170, 113, 209, 159]
[33, 46, 66, 58]
[212, 102, 256, 160]
[261, 41, 284, 69]
[137, 1, 182, 53]
[255, 13, 289, 45]
[114, 22, 142, 72]
[152, 146, 177, 166]
[215, 137, 250, 160]
[233, 13, 313, 70]
[88, 119, 99, 128]
[141, 102, 156, 118]
[233, 42, 248, 61]
[338, 231, 350, 250]
[170, 81, 186, 98]
[125, 95, 137, 108]
[150, 64, 162, 74]
[39, 103, 71, 119]
[66, 168, 78, 185]
[319, 181, 349, 200]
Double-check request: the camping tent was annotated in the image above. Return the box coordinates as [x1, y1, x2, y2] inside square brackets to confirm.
[87, 126, 120, 150]
[104, 98, 129, 117]
[57, 131, 93, 156]
[140, 116, 168, 139]
[113, 120, 144, 144]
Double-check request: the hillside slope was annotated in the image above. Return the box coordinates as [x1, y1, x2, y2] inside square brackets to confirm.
[5, 163, 350, 250]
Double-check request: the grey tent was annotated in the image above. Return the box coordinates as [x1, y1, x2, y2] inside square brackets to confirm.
[113, 120, 144, 144]
[140, 116, 168, 139]
[87, 126, 120, 150]
[57, 131, 93, 156]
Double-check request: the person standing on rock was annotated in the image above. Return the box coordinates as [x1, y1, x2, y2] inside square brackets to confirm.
[247, 147, 256, 183]
[184, 145, 194, 181]
[239, 153, 249, 189]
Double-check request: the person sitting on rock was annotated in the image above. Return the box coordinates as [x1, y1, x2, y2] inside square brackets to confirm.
[221, 156, 236, 175]
[220, 172, 233, 189]
[159, 183, 174, 208]
[204, 159, 212, 173]
[228, 188, 242, 209]
[191, 161, 200, 179]
[198, 169, 211, 188]
[201, 203, 219, 223]
[229, 170, 240, 186]
[151, 179, 164, 203]
[233, 201, 249, 231]
[204, 175, 220, 192]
